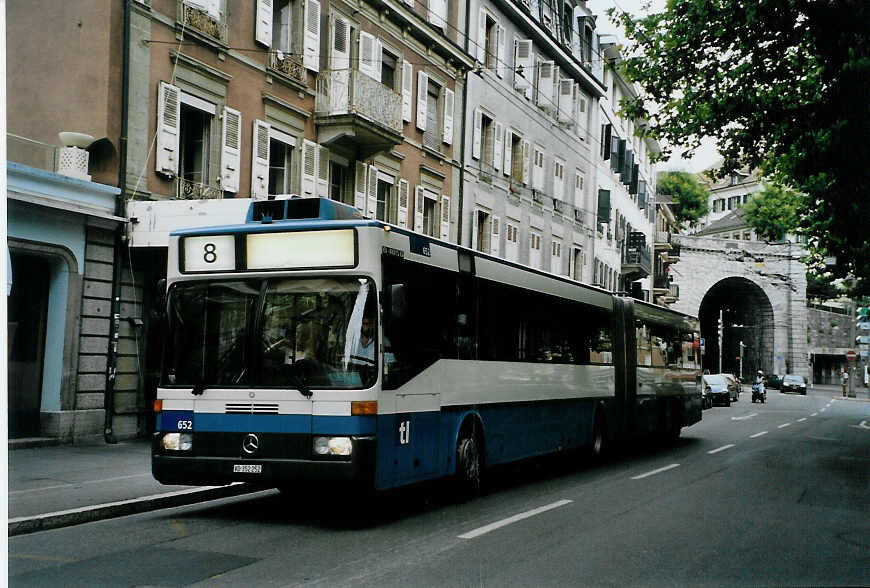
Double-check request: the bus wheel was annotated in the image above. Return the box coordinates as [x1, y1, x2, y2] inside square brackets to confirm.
[456, 430, 482, 498]
[590, 413, 607, 461]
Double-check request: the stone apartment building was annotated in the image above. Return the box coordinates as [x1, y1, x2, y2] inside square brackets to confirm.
[6, 0, 671, 444]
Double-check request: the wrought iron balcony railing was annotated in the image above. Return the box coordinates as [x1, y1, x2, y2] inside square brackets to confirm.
[654, 275, 671, 290]
[315, 70, 402, 135]
[269, 51, 306, 85]
[622, 245, 652, 277]
[180, 2, 227, 44]
[176, 177, 222, 200]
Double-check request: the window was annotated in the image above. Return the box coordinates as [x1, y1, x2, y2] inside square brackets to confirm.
[329, 161, 350, 204]
[553, 158, 565, 200]
[533, 146, 545, 190]
[474, 209, 491, 253]
[744, 232, 752, 240]
[480, 113, 495, 169]
[381, 49, 398, 90]
[423, 79, 441, 151]
[551, 238, 562, 273]
[423, 196, 438, 236]
[375, 173, 398, 224]
[272, 0, 295, 53]
[483, 12, 498, 70]
[509, 132, 524, 183]
[268, 137, 294, 196]
[504, 221, 520, 261]
[635, 321, 699, 369]
[529, 229, 542, 268]
[179, 102, 213, 187]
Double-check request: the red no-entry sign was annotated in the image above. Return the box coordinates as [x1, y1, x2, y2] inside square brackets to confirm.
[846, 350, 857, 361]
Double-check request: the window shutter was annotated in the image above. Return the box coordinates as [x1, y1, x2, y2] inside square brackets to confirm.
[571, 6, 583, 57]
[358, 31, 377, 79]
[533, 148, 544, 190]
[496, 24, 506, 78]
[402, 61, 413, 122]
[521, 139, 531, 185]
[441, 87, 455, 146]
[250, 119, 271, 200]
[255, 0, 273, 46]
[156, 81, 180, 176]
[493, 121, 504, 172]
[553, 160, 564, 200]
[317, 145, 330, 197]
[397, 179, 409, 227]
[558, 78, 573, 123]
[503, 129, 512, 176]
[477, 8, 487, 62]
[414, 186, 425, 232]
[514, 39, 532, 90]
[440, 195, 450, 240]
[490, 215, 500, 256]
[220, 106, 242, 193]
[574, 170, 584, 204]
[471, 210, 480, 250]
[301, 139, 317, 196]
[366, 164, 378, 218]
[471, 108, 482, 159]
[331, 16, 350, 70]
[537, 61, 554, 110]
[415, 71, 428, 131]
[354, 161, 367, 212]
[428, 0, 447, 28]
[303, 0, 321, 72]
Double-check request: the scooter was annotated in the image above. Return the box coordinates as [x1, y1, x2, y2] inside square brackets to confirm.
[751, 382, 766, 403]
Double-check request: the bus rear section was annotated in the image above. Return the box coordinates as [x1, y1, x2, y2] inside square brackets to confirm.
[152, 273, 382, 488]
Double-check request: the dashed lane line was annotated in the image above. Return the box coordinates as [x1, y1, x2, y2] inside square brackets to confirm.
[750, 431, 768, 438]
[707, 444, 735, 455]
[811, 412, 818, 417]
[778, 423, 792, 429]
[797, 418, 807, 422]
[631, 464, 680, 480]
[458, 499, 573, 539]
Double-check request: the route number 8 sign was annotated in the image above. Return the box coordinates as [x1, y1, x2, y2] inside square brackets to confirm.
[182, 235, 236, 272]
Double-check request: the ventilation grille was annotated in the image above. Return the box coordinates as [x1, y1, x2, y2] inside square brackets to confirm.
[225, 403, 280, 414]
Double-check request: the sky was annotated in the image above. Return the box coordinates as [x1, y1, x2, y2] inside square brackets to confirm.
[587, 0, 721, 173]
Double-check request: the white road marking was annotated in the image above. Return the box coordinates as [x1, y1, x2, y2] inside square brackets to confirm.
[797, 418, 807, 422]
[458, 499, 573, 539]
[778, 423, 791, 429]
[750, 431, 768, 438]
[8, 473, 152, 495]
[811, 412, 818, 417]
[850, 420, 870, 430]
[820, 408, 827, 412]
[731, 413, 758, 421]
[708, 444, 735, 454]
[631, 463, 680, 480]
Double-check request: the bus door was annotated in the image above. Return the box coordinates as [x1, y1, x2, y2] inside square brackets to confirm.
[612, 297, 638, 437]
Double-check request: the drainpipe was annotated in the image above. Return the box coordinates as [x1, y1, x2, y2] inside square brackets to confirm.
[455, 0, 472, 245]
[104, 0, 132, 443]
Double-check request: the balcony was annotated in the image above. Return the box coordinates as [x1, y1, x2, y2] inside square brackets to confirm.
[653, 275, 670, 293]
[176, 177, 222, 200]
[663, 283, 680, 304]
[654, 229, 673, 251]
[179, 2, 228, 45]
[269, 51, 306, 86]
[622, 245, 652, 279]
[665, 243, 681, 263]
[315, 70, 403, 159]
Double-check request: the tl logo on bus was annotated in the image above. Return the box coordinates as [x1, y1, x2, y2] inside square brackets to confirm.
[398, 420, 411, 445]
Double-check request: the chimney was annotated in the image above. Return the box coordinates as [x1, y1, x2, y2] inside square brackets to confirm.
[57, 132, 95, 181]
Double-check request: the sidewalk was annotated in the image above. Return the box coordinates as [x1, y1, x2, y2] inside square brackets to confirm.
[8, 438, 257, 536]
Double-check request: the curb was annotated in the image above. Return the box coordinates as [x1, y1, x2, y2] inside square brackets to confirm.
[8, 483, 261, 537]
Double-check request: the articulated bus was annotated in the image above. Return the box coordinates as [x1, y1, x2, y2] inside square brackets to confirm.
[152, 197, 702, 494]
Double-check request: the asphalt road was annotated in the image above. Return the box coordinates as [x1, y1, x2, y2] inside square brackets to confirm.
[9, 388, 870, 587]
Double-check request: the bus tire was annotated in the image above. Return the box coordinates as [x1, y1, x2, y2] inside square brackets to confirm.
[590, 412, 607, 461]
[455, 426, 482, 499]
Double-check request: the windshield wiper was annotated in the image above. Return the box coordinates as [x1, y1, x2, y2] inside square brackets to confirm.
[289, 370, 313, 398]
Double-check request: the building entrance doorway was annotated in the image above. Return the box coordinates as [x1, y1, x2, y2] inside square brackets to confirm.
[8, 252, 50, 438]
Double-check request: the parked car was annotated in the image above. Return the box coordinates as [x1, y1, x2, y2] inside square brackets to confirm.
[780, 374, 807, 395]
[702, 374, 731, 407]
[766, 373, 783, 390]
[719, 373, 741, 402]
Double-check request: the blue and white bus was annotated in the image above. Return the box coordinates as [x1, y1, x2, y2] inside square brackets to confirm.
[152, 197, 702, 494]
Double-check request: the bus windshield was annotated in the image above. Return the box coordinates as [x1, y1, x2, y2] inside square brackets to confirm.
[162, 277, 378, 390]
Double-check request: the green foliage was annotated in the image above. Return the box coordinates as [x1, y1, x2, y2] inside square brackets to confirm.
[611, 0, 870, 294]
[742, 183, 803, 242]
[806, 272, 840, 301]
[656, 171, 708, 225]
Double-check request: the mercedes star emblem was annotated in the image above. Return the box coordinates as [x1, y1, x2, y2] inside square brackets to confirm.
[242, 433, 260, 455]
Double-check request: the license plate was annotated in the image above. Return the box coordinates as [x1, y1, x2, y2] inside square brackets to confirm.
[233, 464, 262, 474]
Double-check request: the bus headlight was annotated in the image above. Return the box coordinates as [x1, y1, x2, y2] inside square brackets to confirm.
[313, 436, 353, 456]
[161, 432, 193, 451]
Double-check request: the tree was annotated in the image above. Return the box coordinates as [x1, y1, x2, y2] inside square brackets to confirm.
[742, 183, 803, 242]
[611, 0, 870, 295]
[656, 171, 708, 226]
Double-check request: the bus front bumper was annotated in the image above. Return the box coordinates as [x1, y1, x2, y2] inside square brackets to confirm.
[151, 434, 375, 487]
